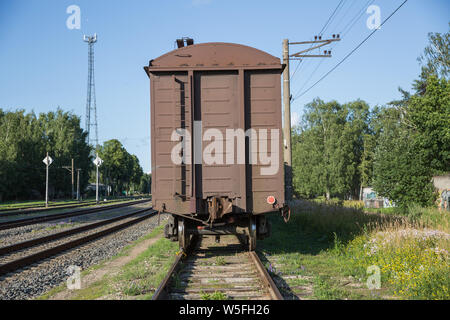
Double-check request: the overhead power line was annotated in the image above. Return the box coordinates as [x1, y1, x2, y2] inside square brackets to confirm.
[293, 0, 408, 100]
[340, 0, 376, 37]
[319, 0, 346, 36]
[294, 59, 326, 98]
[291, 0, 346, 81]
[332, 0, 358, 32]
[292, 0, 376, 100]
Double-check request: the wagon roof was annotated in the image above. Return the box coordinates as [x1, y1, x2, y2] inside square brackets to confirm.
[144, 42, 283, 73]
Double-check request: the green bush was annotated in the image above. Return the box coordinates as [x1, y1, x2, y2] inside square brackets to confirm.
[342, 229, 449, 299]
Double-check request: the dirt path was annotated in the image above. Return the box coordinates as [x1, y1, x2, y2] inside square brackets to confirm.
[50, 235, 162, 300]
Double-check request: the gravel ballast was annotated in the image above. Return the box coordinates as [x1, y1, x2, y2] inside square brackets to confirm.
[0, 202, 151, 247]
[0, 211, 168, 300]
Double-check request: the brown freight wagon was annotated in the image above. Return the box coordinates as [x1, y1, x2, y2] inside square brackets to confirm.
[144, 40, 288, 250]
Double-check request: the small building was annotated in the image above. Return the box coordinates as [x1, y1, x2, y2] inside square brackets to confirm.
[362, 187, 395, 209]
[86, 183, 106, 194]
[432, 174, 450, 211]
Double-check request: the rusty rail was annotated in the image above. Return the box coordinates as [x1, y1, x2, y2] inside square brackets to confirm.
[249, 251, 283, 300]
[152, 235, 199, 300]
[0, 200, 99, 214]
[0, 197, 150, 217]
[0, 208, 157, 276]
[0, 207, 153, 256]
[152, 235, 283, 300]
[0, 199, 150, 231]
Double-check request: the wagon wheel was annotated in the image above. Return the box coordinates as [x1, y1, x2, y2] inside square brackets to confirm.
[178, 218, 190, 251]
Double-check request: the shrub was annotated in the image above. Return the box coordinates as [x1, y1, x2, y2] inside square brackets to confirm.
[289, 200, 449, 299]
[344, 228, 449, 299]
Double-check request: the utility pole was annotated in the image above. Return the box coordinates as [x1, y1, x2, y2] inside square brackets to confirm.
[282, 39, 293, 202]
[283, 35, 340, 203]
[62, 158, 75, 199]
[72, 159, 74, 199]
[76, 168, 82, 201]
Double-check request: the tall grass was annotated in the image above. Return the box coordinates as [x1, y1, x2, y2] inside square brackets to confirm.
[289, 199, 449, 299]
[290, 199, 409, 243]
[406, 204, 449, 232]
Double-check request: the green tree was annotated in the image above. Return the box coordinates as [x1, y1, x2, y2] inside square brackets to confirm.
[292, 99, 370, 199]
[127, 154, 144, 193]
[414, 24, 449, 94]
[408, 76, 450, 173]
[38, 109, 92, 198]
[371, 26, 449, 208]
[97, 139, 144, 196]
[0, 108, 91, 201]
[139, 173, 152, 194]
[0, 110, 41, 200]
[372, 76, 449, 207]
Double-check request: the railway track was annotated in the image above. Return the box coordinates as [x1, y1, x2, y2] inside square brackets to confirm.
[0, 197, 150, 217]
[0, 198, 151, 231]
[0, 206, 157, 276]
[153, 235, 283, 300]
[0, 200, 101, 213]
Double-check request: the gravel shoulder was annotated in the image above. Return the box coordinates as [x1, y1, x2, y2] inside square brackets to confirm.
[49, 233, 163, 300]
[39, 225, 179, 300]
[0, 210, 168, 300]
[0, 202, 152, 248]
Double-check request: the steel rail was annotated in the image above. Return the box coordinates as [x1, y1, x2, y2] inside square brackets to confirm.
[0, 208, 157, 276]
[249, 251, 283, 300]
[0, 199, 151, 231]
[152, 235, 283, 300]
[152, 252, 183, 300]
[0, 207, 153, 256]
[0, 197, 149, 216]
[0, 200, 100, 213]
[152, 235, 199, 300]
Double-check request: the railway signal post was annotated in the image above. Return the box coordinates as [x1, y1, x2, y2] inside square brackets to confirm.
[42, 153, 53, 208]
[93, 154, 103, 203]
[282, 35, 340, 202]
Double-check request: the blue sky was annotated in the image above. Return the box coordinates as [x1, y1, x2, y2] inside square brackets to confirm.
[0, 0, 448, 173]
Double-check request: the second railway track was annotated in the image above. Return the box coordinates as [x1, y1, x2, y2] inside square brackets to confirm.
[0, 206, 157, 277]
[0, 197, 149, 215]
[0, 198, 151, 231]
[153, 235, 283, 300]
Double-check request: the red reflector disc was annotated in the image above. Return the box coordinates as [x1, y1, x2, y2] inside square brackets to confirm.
[267, 196, 276, 205]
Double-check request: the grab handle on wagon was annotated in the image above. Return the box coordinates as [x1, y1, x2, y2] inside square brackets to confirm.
[279, 205, 290, 223]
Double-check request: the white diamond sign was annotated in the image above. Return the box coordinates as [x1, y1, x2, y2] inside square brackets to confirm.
[93, 155, 103, 167]
[42, 155, 53, 166]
